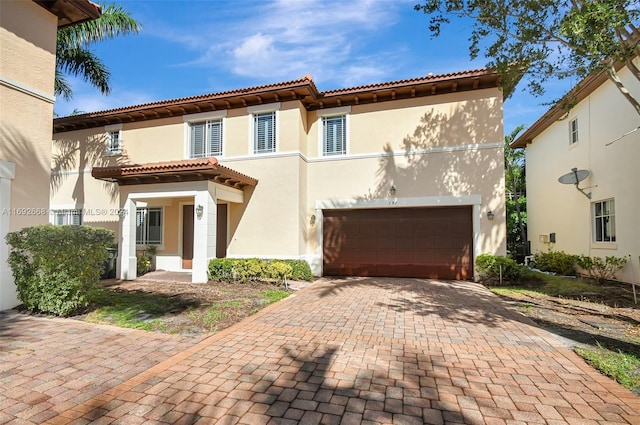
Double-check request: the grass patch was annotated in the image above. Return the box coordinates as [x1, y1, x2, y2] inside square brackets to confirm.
[576, 344, 640, 393]
[85, 288, 188, 331]
[261, 289, 290, 304]
[84, 284, 291, 334]
[490, 273, 604, 298]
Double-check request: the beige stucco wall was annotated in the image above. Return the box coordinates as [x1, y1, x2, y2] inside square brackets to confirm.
[525, 65, 640, 284]
[51, 86, 505, 277]
[0, 0, 59, 310]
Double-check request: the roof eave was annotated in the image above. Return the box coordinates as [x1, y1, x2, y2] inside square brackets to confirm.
[34, 0, 102, 28]
[510, 65, 622, 149]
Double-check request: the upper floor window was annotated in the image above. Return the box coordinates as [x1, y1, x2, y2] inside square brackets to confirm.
[317, 106, 350, 157]
[52, 209, 82, 225]
[105, 124, 123, 156]
[254, 111, 276, 154]
[593, 198, 615, 242]
[136, 207, 162, 245]
[190, 119, 222, 158]
[322, 115, 347, 156]
[569, 118, 579, 144]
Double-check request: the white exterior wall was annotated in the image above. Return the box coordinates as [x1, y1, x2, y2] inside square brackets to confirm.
[526, 65, 640, 284]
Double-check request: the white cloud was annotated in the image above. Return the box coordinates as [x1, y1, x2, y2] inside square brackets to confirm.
[154, 0, 407, 88]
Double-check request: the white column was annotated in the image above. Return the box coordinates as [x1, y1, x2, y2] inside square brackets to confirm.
[0, 160, 18, 310]
[192, 186, 216, 283]
[118, 198, 137, 280]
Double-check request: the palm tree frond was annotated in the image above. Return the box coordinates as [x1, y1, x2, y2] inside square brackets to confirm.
[54, 69, 73, 100]
[56, 46, 111, 95]
[58, 3, 141, 49]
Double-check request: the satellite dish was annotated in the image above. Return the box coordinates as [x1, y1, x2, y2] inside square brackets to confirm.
[557, 167, 593, 199]
[558, 168, 589, 185]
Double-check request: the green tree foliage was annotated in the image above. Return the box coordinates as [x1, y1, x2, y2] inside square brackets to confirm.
[504, 125, 527, 258]
[415, 1, 640, 114]
[56, 3, 141, 101]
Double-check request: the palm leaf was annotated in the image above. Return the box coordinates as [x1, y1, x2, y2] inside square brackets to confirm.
[56, 45, 111, 96]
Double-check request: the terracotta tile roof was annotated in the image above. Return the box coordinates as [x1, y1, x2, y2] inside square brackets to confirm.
[92, 158, 258, 189]
[322, 68, 493, 96]
[62, 76, 319, 120]
[53, 68, 501, 132]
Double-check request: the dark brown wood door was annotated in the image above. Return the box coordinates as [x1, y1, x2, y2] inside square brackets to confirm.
[322, 206, 473, 280]
[182, 205, 194, 269]
[216, 204, 228, 258]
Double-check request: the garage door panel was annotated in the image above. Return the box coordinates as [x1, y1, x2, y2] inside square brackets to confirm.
[323, 206, 473, 280]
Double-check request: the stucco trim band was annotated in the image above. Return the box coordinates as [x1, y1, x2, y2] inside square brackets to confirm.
[0, 75, 55, 104]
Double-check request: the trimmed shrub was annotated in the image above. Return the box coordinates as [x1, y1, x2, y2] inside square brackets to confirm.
[475, 253, 537, 285]
[208, 258, 312, 284]
[532, 250, 579, 276]
[576, 255, 628, 284]
[280, 259, 313, 281]
[6, 225, 115, 316]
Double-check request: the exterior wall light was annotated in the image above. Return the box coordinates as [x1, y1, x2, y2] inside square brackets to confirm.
[487, 210, 495, 220]
[389, 185, 396, 196]
[196, 204, 204, 220]
[310, 214, 316, 225]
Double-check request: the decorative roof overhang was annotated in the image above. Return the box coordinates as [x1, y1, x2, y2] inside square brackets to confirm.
[53, 69, 502, 133]
[307, 69, 502, 110]
[91, 158, 258, 189]
[34, 0, 102, 28]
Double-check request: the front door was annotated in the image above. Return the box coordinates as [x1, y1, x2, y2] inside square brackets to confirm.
[216, 204, 228, 258]
[182, 205, 194, 269]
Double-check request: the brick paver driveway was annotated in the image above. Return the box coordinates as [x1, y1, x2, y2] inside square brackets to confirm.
[1, 277, 639, 424]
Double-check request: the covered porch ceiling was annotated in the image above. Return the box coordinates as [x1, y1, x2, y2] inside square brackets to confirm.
[91, 158, 258, 189]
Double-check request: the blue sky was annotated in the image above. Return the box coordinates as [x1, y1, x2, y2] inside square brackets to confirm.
[55, 0, 576, 134]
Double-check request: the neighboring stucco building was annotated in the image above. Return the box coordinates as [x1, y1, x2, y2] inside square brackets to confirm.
[512, 63, 640, 284]
[0, 0, 101, 310]
[51, 69, 507, 283]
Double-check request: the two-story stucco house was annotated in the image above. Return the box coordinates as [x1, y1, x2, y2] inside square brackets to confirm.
[512, 63, 640, 285]
[1, 0, 101, 310]
[51, 69, 507, 284]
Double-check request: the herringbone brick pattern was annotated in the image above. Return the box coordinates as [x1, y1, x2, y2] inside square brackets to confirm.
[1, 278, 639, 424]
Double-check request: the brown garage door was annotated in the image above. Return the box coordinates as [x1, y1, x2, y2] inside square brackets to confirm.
[323, 206, 473, 280]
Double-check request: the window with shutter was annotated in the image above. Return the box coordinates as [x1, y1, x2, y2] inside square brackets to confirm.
[254, 112, 276, 153]
[322, 115, 346, 155]
[190, 119, 223, 158]
[106, 130, 121, 155]
[52, 209, 82, 225]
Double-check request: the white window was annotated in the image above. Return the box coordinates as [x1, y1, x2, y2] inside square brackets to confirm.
[322, 115, 347, 156]
[106, 131, 121, 155]
[189, 119, 223, 158]
[136, 207, 162, 245]
[253, 111, 276, 154]
[105, 124, 123, 155]
[593, 199, 615, 242]
[569, 118, 579, 144]
[52, 209, 82, 225]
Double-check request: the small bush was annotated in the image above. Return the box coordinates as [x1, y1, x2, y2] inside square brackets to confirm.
[532, 251, 579, 276]
[6, 225, 115, 316]
[137, 253, 152, 276]
[208, 258, 312, 284]
[576, 255, 628, 284]
[476, 253, 537, 285]
[281, 259, 313, 281]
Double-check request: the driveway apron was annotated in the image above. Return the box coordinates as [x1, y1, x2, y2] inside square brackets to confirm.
[1, 277, 639, 424]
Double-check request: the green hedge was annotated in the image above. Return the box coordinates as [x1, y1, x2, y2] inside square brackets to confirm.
[5, 225, 115, 316]
[208, 258, 313, 283]
[475, 253, 537, 285]
[532, 251, 579, 276]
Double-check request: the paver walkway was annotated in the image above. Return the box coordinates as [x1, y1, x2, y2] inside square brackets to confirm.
[1, 277, 639, 424]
